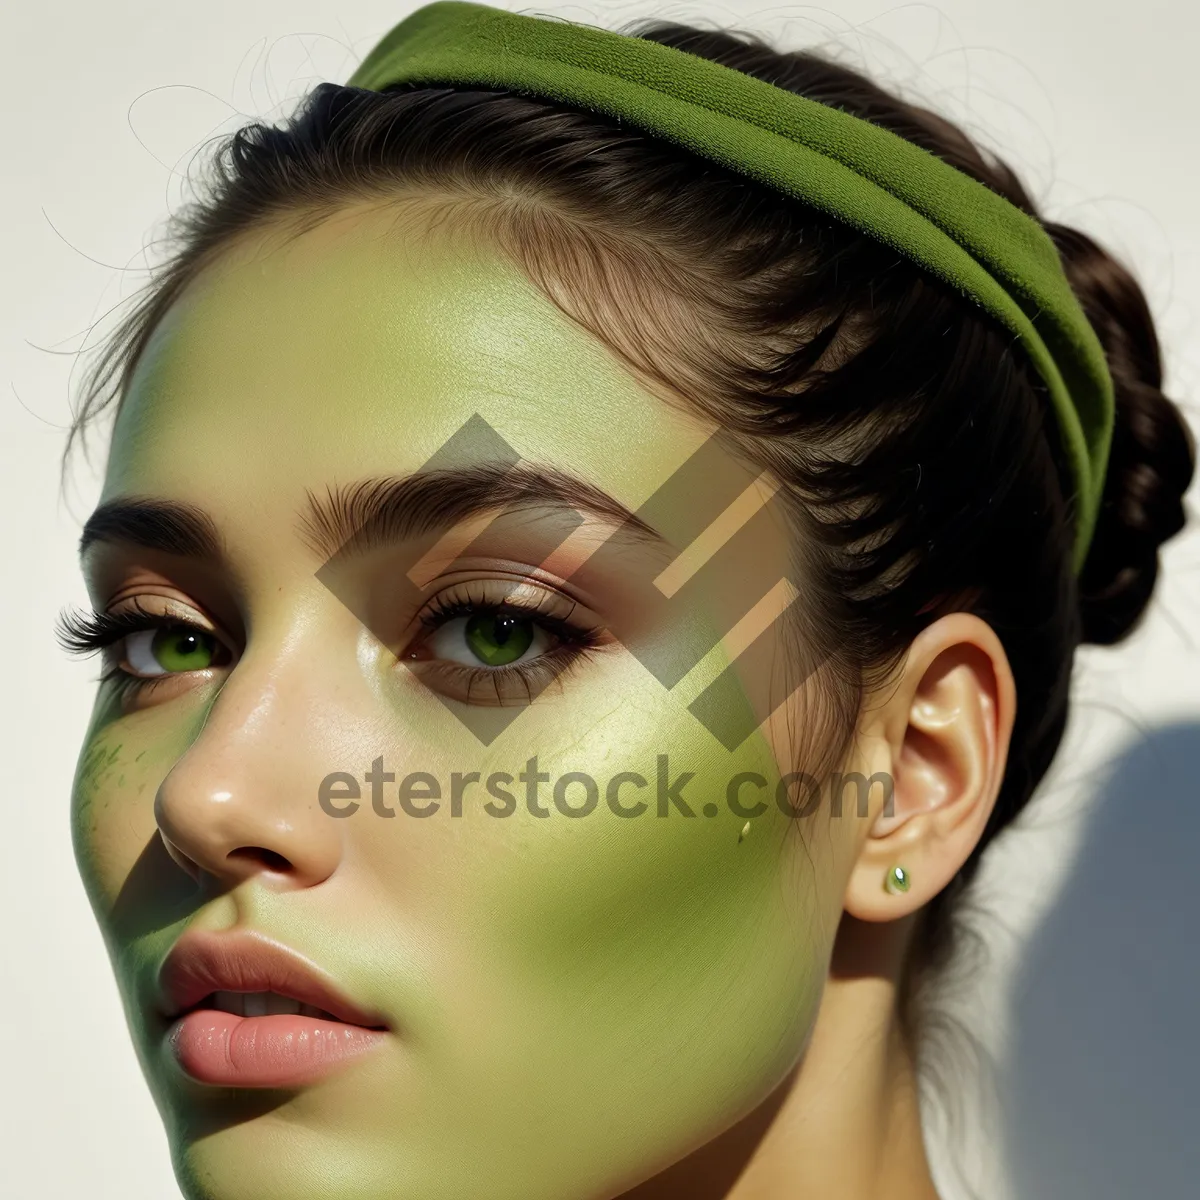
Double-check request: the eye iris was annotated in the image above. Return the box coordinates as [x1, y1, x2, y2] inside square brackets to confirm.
[151, 627, 215, 672]
[464, 613, 533, 666]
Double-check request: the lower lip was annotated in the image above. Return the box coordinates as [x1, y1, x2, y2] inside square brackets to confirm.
[167, 1009, 387, 1088]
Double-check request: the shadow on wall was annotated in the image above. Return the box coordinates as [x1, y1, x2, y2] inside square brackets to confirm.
[1002, 719, 1200, 1200]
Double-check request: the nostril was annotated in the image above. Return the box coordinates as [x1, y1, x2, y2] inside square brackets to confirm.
[227, 847, 293, 873]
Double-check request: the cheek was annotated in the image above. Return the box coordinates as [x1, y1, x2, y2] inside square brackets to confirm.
[386, 659, 836, 1171]
[71, 690, 212, 916]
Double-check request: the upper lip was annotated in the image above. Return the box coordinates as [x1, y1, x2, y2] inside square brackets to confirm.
[158, 928, 387, 1029]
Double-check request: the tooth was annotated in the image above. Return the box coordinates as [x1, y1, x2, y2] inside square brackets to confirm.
[243, 992, 269, 1017]
[214, 991, 243, 1015]
[265, 993, 302, 1016]
[298, 1003, 324, 1018]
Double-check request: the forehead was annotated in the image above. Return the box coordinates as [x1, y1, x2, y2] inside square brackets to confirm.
[102, 202, 713, 523]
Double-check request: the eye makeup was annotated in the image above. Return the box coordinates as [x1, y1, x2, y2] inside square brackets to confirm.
[57, 571, 616, 713]
[403, 577, 612, 705]
[56, 596, 233, 706]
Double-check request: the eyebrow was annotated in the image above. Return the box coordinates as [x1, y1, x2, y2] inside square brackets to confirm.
[298, 462, 663, 561]
[79, 498, 224, 559]
[79, 462, 663, 564]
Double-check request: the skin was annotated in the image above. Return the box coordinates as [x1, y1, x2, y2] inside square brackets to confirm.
[71, 199, 1016, 1200]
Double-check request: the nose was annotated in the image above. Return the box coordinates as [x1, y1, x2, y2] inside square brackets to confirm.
[154, 648, 344, 892]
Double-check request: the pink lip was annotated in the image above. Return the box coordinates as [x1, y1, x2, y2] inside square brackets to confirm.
[158, 929, 388, 1088]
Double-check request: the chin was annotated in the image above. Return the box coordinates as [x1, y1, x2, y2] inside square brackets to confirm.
[168, 1121, 408, 1200]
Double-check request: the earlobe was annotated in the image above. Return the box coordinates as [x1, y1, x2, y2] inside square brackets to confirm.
[843, 613, 1016, 923]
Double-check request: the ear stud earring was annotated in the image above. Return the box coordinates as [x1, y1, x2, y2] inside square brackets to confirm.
[884, 864, 911, 895]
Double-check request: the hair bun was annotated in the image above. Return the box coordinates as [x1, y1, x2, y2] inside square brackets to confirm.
[1043, 223, 1196, 645]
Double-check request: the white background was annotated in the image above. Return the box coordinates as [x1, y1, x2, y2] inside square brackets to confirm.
[3, 2, 1198, 1197]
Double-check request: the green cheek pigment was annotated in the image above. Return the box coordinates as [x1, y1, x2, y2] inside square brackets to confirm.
[78, 205, 834, 1200]
[72, 684, 225, 1076]
[73, 685, 213, 908]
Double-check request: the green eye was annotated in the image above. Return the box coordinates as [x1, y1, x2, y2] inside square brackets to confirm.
[126, 626, 219, 676]
[153, 627, 216, 671]
[464, 613, 534, 666]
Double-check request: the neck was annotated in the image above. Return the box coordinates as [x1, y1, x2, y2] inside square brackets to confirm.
[618, 914, 940, 1200]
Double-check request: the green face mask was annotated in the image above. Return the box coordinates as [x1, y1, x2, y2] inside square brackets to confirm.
[73, 204, 852, 1200]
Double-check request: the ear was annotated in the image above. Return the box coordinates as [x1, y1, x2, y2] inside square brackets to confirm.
[843, 612, 1016, 922]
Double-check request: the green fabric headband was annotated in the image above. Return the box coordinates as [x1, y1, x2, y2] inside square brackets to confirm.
[347, 0, 1114, 573]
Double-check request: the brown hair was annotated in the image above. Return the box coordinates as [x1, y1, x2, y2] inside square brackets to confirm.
[66, 17, 1194, 1016]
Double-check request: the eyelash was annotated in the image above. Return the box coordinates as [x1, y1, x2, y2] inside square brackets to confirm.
[409, 584, 606, 702]
[55, 587, 605, 704]
[54, 598, 223, 702]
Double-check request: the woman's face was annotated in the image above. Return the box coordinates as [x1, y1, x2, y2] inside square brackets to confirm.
[73, 201, 857, 1200]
